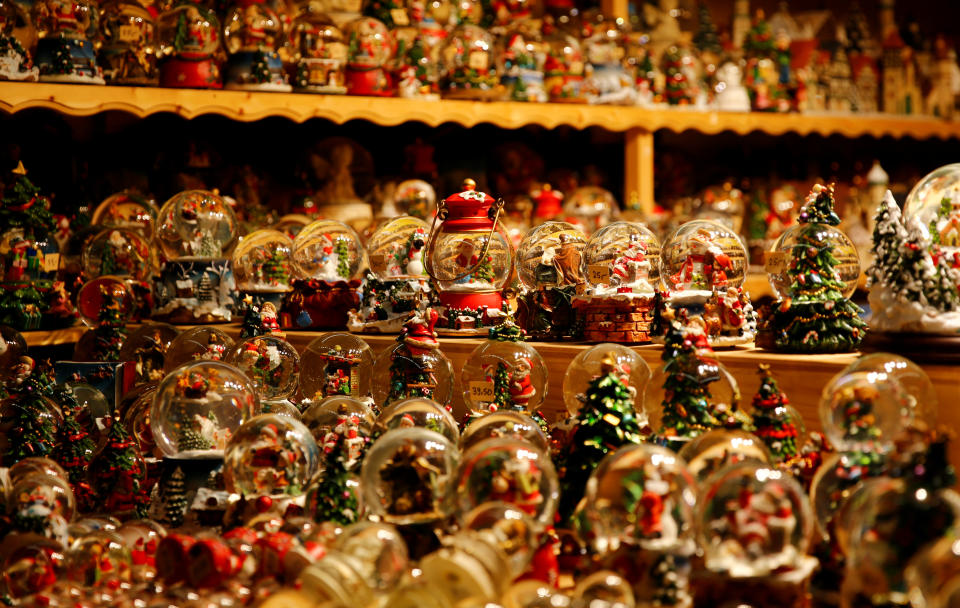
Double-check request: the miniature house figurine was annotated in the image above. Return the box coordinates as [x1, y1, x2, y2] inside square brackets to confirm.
[291, 1, 347, 93]
[222, 0, 291, 91]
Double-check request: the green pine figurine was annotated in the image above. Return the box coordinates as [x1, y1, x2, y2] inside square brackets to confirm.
[91, 284, 129, 361]
[0, 162, 56, 236]
[307, 434, 359, 526]
[1, 356, 58, 466]
[658, 318, 723, 448]
[750, 364, 799, 463]
[766, 183, 866, 353]
[162, 467, 189, 528]
[53, 405, 97, 511]
[87, 415, 149, 520]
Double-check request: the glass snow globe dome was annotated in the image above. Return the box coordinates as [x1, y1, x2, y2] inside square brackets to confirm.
[375, 397, 460, 444]
[223, 414, 320, 497]
[461, 336, 547, 415]
[300, 333, 374, 403]
[563, 186, 618, 232]
[842, 352, 938, 432]
[91, 191, 158, 238]
[291, 219, 367, 282]
[903, 163, 960, 247]
[818, 370, 912, 455]
[163, 326, 235, 373]
[661, 219, 748, 293]
[582, 221, 661, 294]
[157, 3, 220, 60]
[231, 229, 294, 293]
[222, 1, 283, 55]
[677, 429, 771, 484]
[81, 227, 154, 281]
[562, 343, 651, 418]
[393, 180, 436, 220]
[459, 411, 549, 454]
[344, 16, 395, 69]
[225, 335, 301, 402]
[150, 360, 259, 459]
[768, 223, 860, 299]
[515, 221, 587, 291]
[155, 190, 239, 260]
[365, 216, 430, 279]
[371, 339, 455, 409]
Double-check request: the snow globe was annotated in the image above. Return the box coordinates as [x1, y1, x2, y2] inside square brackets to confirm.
[581, 19, 636, 105]
[343, 16, 395, 96]
[156, 0, 221, 88]
[393, 179, 436, 220]
[496, 22, 546, 102]
[423, 180, 513, 335]
[375, 396, 460, 444]
[457, 437, 558, 525]
[91, 191, 158, 238]
[393, 23, 442, 100]
[841, 352, 937, 431]
[64, 531, 132, 587]
[514, 221, 586, 340]
[902, 163, 960, 249]
[284, 218, 367, 330]
[660, 219, 755, 347]
[818, 370, 911, 456]
[163, 326, 235, 373]
[81, 227, 153, 282]
[116, 519, 165, 583]
[348, 216, 432, 334]
[300, 333, 374, 405]
[6, 473, 74, 545]
[334, 521, 410, 591]
[461, 502, 538, 578]
[222, 0, 291, 91]
[677, 429, 770, 484]
[232, 229, 294, 308]
[223, 414, 319, 500]
[461, 322, 547, 418]
[542, 16, 585, 103]
[291, 2, 347, 93]
[573, 571, 635, 608]
[153, 190, 239, 324]
[562, 343, 650, 420]
[563, 186, 618, 233]
[117, 322, 179, 385]
[97, 0, 157, 84]
[72, 278, 132, 362]
[361, 427, 459, 541]
[226, 335, 301, 412]
[767, 223, 859, 302]
[571, 222, 659, 344]
[440, 24, 500, 99]
[31, 0, 104, 83]
[371, 310, 455, 409]
[149, 360, 258, 525]
[459, 410, 549, 453]
[697, 461, 817, 604]
[0, 0, 38, 82]
[302, 395, 375, 471]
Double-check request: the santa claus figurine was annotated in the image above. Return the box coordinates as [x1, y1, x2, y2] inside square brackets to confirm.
[259, 302, 283, 336]
[402, 307, 439, 354]
[720, 287, 746, 333]
[508, 358, 536, 409]
[670, 228, 732, 292]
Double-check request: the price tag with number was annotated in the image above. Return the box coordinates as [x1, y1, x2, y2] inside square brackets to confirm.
[468, 51, 489, 71]
[764, 251, 789, 274]
[587, 263, 610, 284]
[390, 8, 410, 26]
[118, 25, 140, 42]
[369, 253, 386, 274]
[43, 253, 60, 273]
[469, 381, 496, 402]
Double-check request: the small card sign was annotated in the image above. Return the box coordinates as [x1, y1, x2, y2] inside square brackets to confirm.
[468, 380, 496, 402]
[390, 8, 410, 26]
[764, 251, 789, 274]
[369, 253, 387, 275]
[587, 263, 610, 284]
[43, 253, 60, 273]
[468, 51, 489, 71]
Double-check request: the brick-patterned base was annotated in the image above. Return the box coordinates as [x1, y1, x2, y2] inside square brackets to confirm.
[574, 296, 656, 344]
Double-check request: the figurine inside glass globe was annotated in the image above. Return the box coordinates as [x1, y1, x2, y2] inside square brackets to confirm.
[461, 332, 547, 416]
[375, 397, 460, 444]
[365, 216, 430, 279]
[361, 427, 460, 525]
[291, 3, 347, 93]
[344, 16, 394, 68]
[515, 221, 587, 291]
[903, 163, 960, 248]
[291, 219, 367, 282]
[371, 337, 455, 409]
[459, 411, 549, 454]
[440, 24, 499, 99]
[226, 335, 301, 404]
[562, 343, 650, 419]
[302, 396, 375, 470]
[457, 437, 558, 526]
[64, 531, 132, 587]
[768, 221, 860, 299]
[75, 276, 133, 327]
[223, 414, 320, 497]
[334, 521, 409, 591]
[221, 0, 289, 91]
[300, 333, 374, 403]
[392, 180, 436, 220]
[580, 443, 696, 554]
[8, 457, 68, 486]
[661, 219, 748, 295]
[163, 326, 235, 373]
[818, 370, 910, 455]
[677, 429, 771, 484]
[91, 191, 158, 237]
[150, 360, 259, 459]
[581, 221, 661, 296]
[9, 472, 76, 522]
[841, 352, 937, 433]
[232, 229, 294, 293]
[461, 502, 538, 578]
[156, 190, 239, 260]
[81, 227, 153, 281]
[563, 186, 618, 233]
[117, 322, 180, 384]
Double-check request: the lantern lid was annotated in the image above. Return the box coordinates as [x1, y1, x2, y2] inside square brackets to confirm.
[444, 179, 495, 206]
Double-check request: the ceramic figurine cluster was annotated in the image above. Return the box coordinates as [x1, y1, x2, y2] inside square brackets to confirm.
[4, 0, 960, 119]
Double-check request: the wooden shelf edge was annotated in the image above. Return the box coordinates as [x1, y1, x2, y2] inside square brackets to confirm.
[3, 82, 960, 139]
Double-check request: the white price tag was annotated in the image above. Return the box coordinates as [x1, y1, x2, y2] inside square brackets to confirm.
[588, 263, 610, 284]
[468, 50, 489, 71]
[764, 251, 789, 274]
[43, 253, 60, 272]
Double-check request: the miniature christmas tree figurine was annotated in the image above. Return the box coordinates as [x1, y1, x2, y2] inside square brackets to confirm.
[491, 362, 512, 410]
[261, 249, 290, 287]
[766, 184, 867, 352]
[88, 415, 149, 519]
[750, 364, 799, 463]
[91, 285, 129, 361]
[0, 162, 55, 236]
[661, 46, 692, 106]
[1, 356, 58, 466]
[162, 467, 188, 528]
[53, 406, 96, 511]
[693, 2, 721, 56]
[308, 434, 359, 526]
[388, 309, 441, 404]
[558, 352, 643, 522]
[658, 318, 722, 446]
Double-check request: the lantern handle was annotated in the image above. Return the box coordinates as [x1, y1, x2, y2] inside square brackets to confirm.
[424, 198, 505, 283]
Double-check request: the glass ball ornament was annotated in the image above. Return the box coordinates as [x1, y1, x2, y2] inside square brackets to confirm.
[461, 338, 547, 415]
[818, 370, 911, 454]
[573, 570, 635, 608]
[562, 343, 651, 418]
[64, 530, 132, 587]
[841, 352, 938, 432]
[767, 222, 860, 299]
[117, 322, 180, 385]
[375, 397, 460, 444]
[9, 473, 76, 521]
[225, 335, 301, 401]
[163, 327, 235, 373]
[343, 16, 395, 68]
[515, 221, 587, 290]
[393, 180, 436, 220]
[460, 411, 549, 454]
[302, 396, 376, 445]
[223, 414, 320, 497]
[582, 221, 661, 294]
[91, 192, 158, 238]
[155, 190, 239, 261]
[678, 430, 771, 484]
[562, 186, 617, 233]
[231, 229, 294, 292]
[580, 443, 697, 554]
[457, 437, 558, 525]
[150, 360, 259, 458]
[334, 521, 409, 591]
[0, 325, 27, 383]
[364, 216, 430, 279]
[300, 333, 374, 403]
[291, 219, 367, 282]
[661, 219, 748, 293]
[371, 341, 455, 409]
[360, 427, 460, 525]
[8, 458, 68, 486]
[81, 228, 154, 281]
[903, 163, 960, 247]
[697, 461, 814, 577]
[75, 276, 134, 327]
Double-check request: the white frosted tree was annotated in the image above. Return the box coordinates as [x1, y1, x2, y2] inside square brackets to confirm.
[867, 191, 905, 288]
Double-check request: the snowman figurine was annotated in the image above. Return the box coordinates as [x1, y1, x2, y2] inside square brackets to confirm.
[716, 60, 751, 112]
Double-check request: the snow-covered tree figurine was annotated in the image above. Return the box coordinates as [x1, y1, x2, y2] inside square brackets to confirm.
[750, 364, 799, 463]
[867, 191, 960, 333]
[87, 415, 149, 520]
[765, 184, 867, 352]
[557, 351, 643, 522]
[162, 467, 188, 528]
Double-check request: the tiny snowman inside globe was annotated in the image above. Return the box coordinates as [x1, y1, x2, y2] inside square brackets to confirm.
[292, 220, 367, 282]
[150, 361, 259, 459]
[461, 331, 547, 416]
[223, 414, 320, 497]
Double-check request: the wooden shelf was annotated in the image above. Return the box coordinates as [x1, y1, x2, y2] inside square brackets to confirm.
[3, 82, 960, 139]
[22, 326, 88, 347]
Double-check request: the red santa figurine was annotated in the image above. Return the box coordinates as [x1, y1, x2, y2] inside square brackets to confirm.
[508, 357, 536, 409]
[670, 228, 732, 292]
[402, 307, 439, 354]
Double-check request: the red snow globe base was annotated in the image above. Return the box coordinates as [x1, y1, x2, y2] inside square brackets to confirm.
[345, 66, 394, 96]
[281, 279, 361, 330]
[159, 57, 222, 89]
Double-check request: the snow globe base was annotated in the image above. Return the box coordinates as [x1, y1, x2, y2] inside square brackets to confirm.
[516, 286, 582, 341]
[0, 280, 76, 331]
[655, 289, 755, 348]
[347, 277, 431, 334]
[281, 278, 361, 330]
[158, 57, 222, 89]
[435, 290, 509, 336]
[345, 66, 394, 96]
[149, 455, 225, 529]
[572, 293, 656, 344]
[152, 259, 237, 324]
[598, 545, 694, 608]
[692, 556, 818, 608]
[35, 37, 105, 84]
[223, 51, 292, 92]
